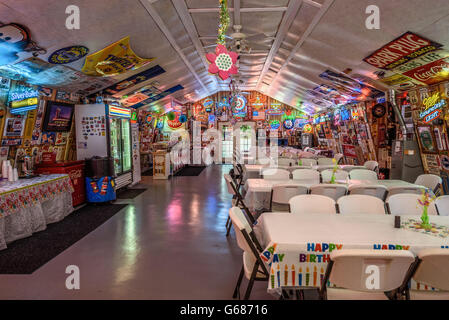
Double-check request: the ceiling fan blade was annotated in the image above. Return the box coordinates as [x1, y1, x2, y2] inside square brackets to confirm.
[248, 43, 272, 51]
[245, 33, 270, 42]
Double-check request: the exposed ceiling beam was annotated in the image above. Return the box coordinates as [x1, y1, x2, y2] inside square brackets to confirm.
[256, 0, 303, 89]
[138, 0, 211, 94]
[233, 0, 241, 26]
[267, 0, 335, 91]
[303, 0, 323, 8]
[171, 0, 220, 89]
[188, 7, 288, 13]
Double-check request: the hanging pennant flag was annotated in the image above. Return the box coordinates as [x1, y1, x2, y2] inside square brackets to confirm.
[81, 37, 154, 77]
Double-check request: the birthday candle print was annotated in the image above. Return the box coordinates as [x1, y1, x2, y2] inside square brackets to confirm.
[306, 267, 310, 286]
[271, 268, 275, 289]
[292, 265, 295, 287]
[320, 267, 325, 286]
[277, 265, 280, 287]
[313, 266, 317, 287]
[284, 265, 288, 286]
[298, 268, 303, 286]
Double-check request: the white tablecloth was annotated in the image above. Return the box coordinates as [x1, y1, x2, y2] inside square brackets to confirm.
[0, 174, 74, 250]
[243, 164, 367, 181]
[253, 213, 449, 295]
[243, 179, 424, 211]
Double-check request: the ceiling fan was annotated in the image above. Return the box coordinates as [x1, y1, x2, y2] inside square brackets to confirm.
[204, 25, 273, 54]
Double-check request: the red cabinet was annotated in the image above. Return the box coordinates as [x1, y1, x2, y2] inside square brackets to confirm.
[35, 161, 86, 207]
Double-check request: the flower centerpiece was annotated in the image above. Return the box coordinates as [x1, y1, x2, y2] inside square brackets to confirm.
[329, 158, 339, 184]
[417, 189, 437, 230]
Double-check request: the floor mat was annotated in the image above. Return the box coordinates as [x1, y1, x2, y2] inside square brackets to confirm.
[174, 166, 206, 176]
[0, 203, 128, 274]
[117, 188, 147, 199]
[141, 169, 153, 176]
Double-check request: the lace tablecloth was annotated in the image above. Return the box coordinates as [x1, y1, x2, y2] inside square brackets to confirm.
[0, 174, 74, 217]
[0, 174, 74, 250]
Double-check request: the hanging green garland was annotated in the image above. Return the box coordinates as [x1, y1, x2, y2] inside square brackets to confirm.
[217, 0, 230, 45]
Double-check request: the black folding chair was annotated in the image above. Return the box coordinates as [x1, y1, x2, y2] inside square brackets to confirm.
[224, 175, 256, 237]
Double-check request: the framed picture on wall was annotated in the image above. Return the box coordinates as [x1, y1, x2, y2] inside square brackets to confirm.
[42, 101, 75, 132]
[417, 126, 436, 153]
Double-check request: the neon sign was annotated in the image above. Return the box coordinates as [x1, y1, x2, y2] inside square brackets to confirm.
[231, 95, 247, 118]
[203, 98, 214, 108]
[303, 124, 313, 133]
[267, 101, 284, 115]
[9, 89, 39, 102]
[270, 120, 281, 130]
[420, 92, 446, 123]
[283, 119, 294, 130]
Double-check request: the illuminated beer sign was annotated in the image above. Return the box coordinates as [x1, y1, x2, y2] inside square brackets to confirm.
[9, 90, 39, 101]
[420, 92, 446, 123]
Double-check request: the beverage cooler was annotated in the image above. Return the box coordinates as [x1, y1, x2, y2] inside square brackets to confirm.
[35, 160, 86, 207]
[75, 103, 133, 190]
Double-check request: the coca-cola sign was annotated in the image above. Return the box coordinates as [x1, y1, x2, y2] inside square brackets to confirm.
[403, 58, 449, 85]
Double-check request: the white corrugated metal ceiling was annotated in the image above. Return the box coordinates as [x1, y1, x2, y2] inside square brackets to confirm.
[1, 0, 449, 111]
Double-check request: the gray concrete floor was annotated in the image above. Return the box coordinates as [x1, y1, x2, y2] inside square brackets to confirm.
[0, 165, 275, 300]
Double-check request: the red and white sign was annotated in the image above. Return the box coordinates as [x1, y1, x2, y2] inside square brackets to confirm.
[342, 144, 357, 158]
[363, 32, 442, 70]
[41, 152, 56, 164]
[403, 58, 449, 85]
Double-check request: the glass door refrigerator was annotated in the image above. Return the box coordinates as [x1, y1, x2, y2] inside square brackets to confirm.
[75, 103, 133, 190]
[108, 105, 133, 189]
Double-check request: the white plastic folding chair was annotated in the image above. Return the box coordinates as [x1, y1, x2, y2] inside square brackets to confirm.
[278, 157, 295, 167]
[386, 194, 438, 216]
[320, 249, 416, 300]
[387, 186, 427, 198]
[415, 174, 443, 195]
[405, 249, 449, 300]
[289, 194, 336, 214]
[334, 153, 344, 164]
[229, 207, 269, 300]
[292, 169, 320, 184]
[337, 195, 386, 215]
[316, 165, 335, 172]
[262, 168, 290, 181]
[318, 158, 334, 165]
[300, 158, 317, 167]
[349, 169, 378, 180]
[342, 165, 366, 172]
[270, 184, 309, 212]
[310, 184, 348, 201]
[436, 195, 449, 216]
[348, 184, 388, 201]
[364, 161, 379, 172]
[321, 169, 349, 183]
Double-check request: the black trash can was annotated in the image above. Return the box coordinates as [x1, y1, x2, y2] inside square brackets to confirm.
[86, 156, 115, 178]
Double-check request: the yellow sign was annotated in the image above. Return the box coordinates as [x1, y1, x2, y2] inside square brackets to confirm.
[11, 98, 38, 109]
[23, 109, 37, 146]
[82, 37, 154, 77]
[422, 92, 441, 110]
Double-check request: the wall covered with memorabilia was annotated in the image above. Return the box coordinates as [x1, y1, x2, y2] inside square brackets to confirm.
[0, 78, 80, 171]
[187, 91, 308, 143]
[308, 101, 379, 166]
[407, 82, 449, 190]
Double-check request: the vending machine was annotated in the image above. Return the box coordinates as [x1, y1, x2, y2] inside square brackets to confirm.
[75, 103, 133, 189]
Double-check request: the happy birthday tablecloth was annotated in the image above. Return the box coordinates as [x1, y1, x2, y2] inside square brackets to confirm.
[254, 213, 449, 296]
